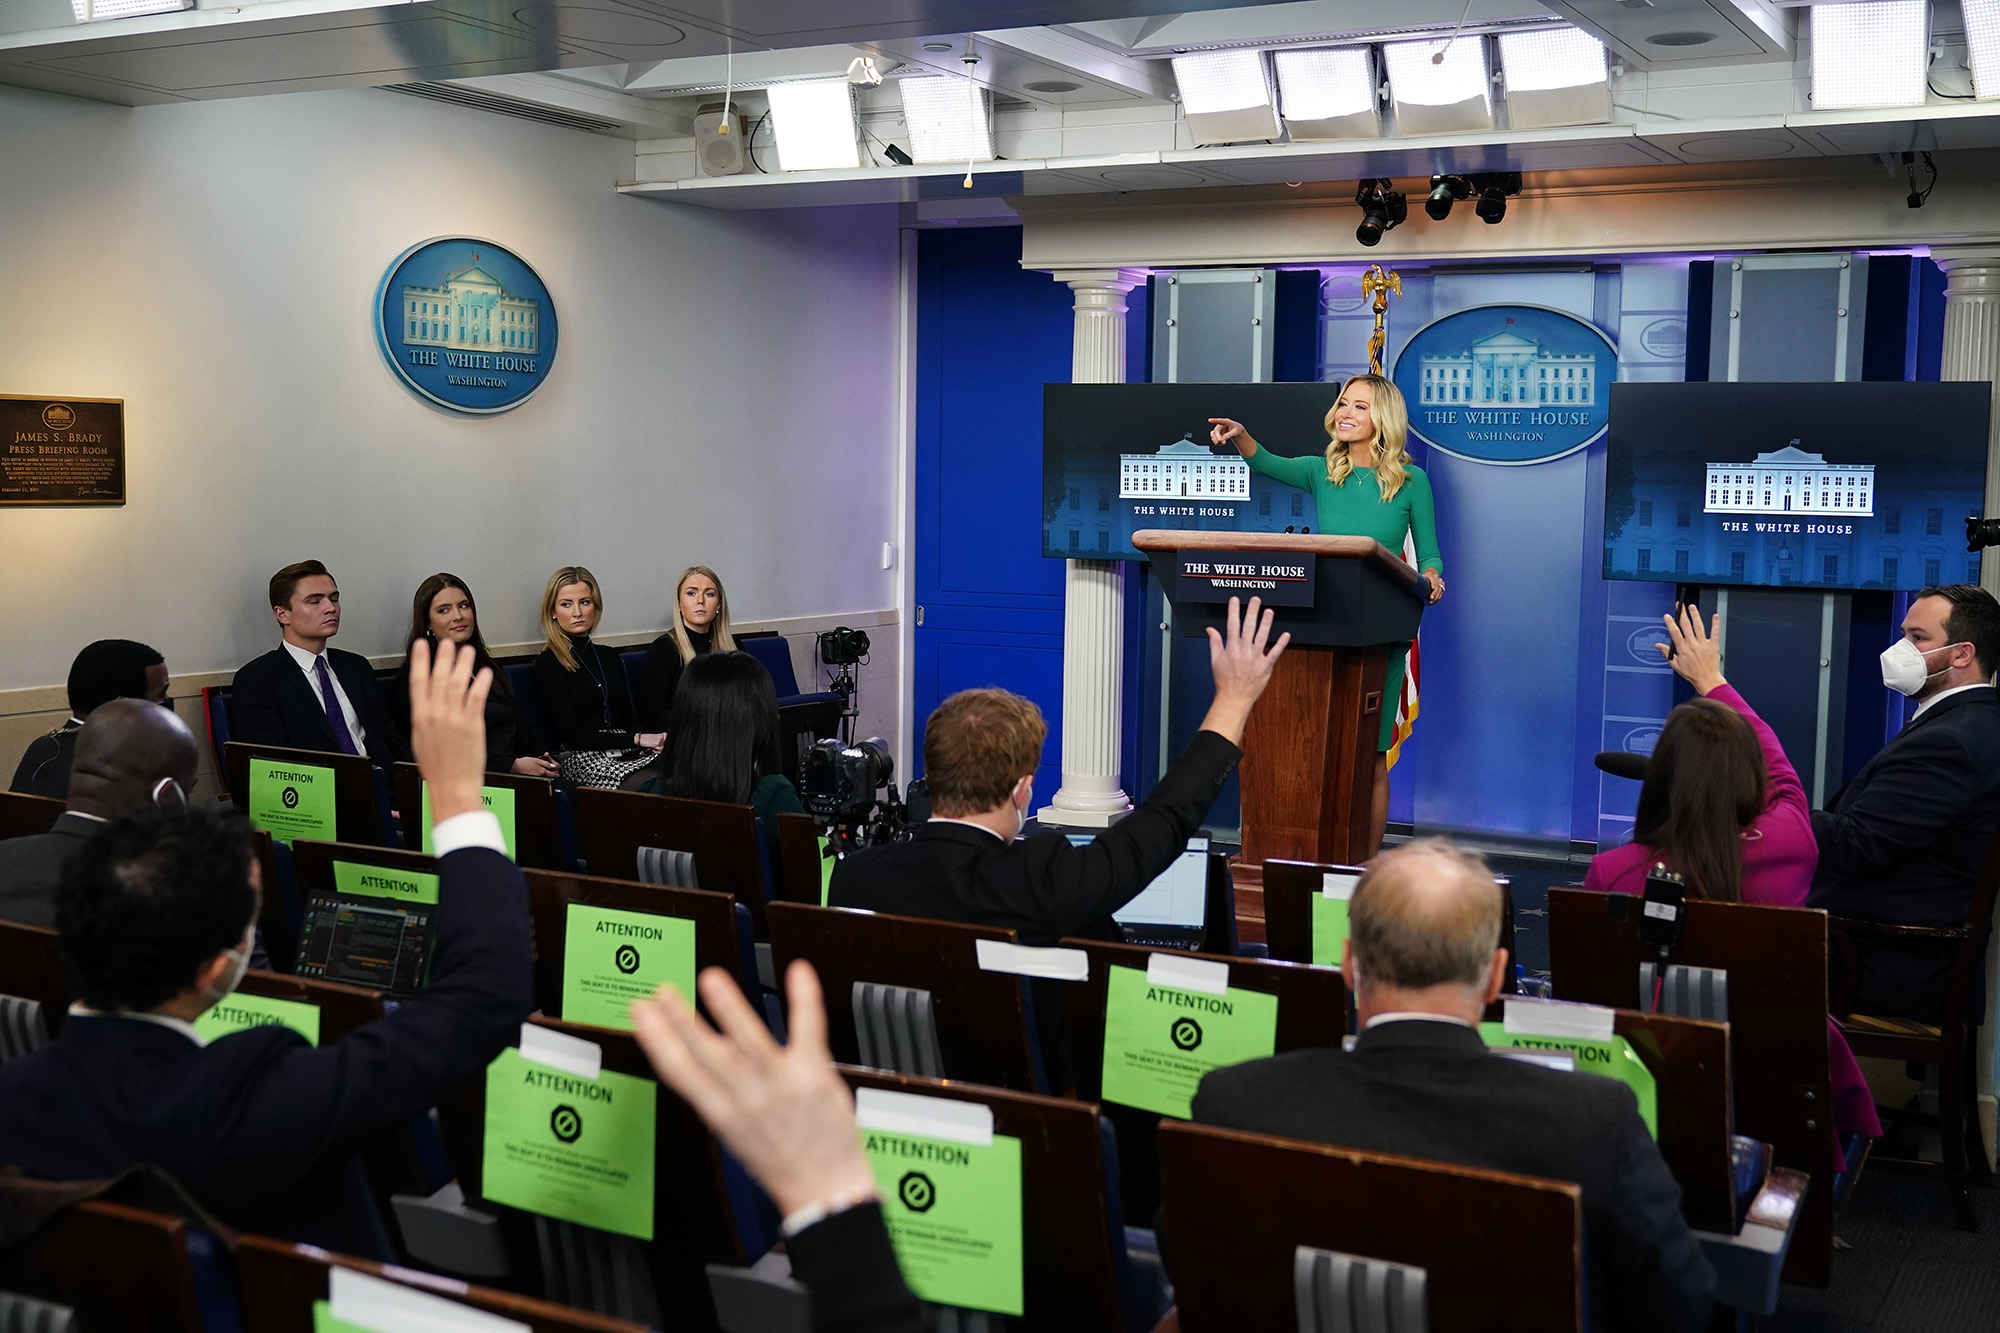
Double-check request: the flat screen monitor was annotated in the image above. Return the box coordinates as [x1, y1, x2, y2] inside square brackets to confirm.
[1603, 381, 1989, 591]
[1112, 836, 1212, 930]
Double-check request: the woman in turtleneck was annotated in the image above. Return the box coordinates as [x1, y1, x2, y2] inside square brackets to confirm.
[639, 565, 739, 733]
[532, 565, 664, 756]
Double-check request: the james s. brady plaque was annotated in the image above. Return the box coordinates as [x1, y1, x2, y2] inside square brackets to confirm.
[1, 395, 125, 506]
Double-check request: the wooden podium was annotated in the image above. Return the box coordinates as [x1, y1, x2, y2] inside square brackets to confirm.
[1133, 530, 1426, 867]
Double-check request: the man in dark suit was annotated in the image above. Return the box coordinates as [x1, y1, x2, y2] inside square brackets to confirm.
[231, 559, 408, 765]
[9, 639, 170, 799]
[1809, 584, 2000, 1022]
[0, 640, 530, 1260]
[1193, 840, 1715, 1333]
[829, 595, 1287, 946]
[0, 698, 200, 929]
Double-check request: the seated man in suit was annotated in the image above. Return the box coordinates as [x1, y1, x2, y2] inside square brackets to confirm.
[1193, 840, 1715, 1333]
[9, 639, 170, 799]
[231, 559, 409, 765]
[0, 699, 201, 929]
[830, 595, 1286, 946]
[0, 639, 531, 1260]
[1809, 583, 2000, 1022]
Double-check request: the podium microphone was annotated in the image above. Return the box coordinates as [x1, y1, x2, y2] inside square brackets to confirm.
[1594, 751, 1651, 782]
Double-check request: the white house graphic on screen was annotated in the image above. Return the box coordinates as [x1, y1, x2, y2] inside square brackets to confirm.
[1417, 330, 1596, 406]
[1120, 434, 1252, 500]
[402, 262, 541, 353]
[1704, 442, 1874, 516]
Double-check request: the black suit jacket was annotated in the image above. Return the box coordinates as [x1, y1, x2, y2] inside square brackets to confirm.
[231, 646, 409, 766]
[0, 812, 101, 929]
[0, 843, 533, 1258]
[1807, 685, 2000, 1021]
[1193, 1022, 1715, 1333]
[786, 1202, 926, 1333]
[829, 729, 1240, 947]
[8, 721, 80, 799]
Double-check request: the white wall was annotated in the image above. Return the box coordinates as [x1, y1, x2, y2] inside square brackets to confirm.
[0, 82, 901, 683]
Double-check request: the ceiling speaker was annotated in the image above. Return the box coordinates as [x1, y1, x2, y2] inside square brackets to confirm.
[694, 102, 746, 177]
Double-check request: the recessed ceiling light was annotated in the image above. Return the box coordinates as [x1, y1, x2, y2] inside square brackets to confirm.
[922, 42, 953, 52]
[1024, 80, 1080, 93]
[1647, 31, 1716, 47]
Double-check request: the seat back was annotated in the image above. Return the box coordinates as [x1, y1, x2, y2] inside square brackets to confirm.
[0, 922, 67, 1038]
[225, 741, 386, 847]
[523, 869, 747, 1020]
[766, 901, 1042, 1092]
[0, 1200, 209, 1333]
[200, 685, 235, 799]
[0, 1291, 78, 1333]
[1158, 1122, 1581, 1332]
[617, 649, 647, 712]
[233, 1232, 649, 1332]
[1295, 1246, 1428, 1333]
[851, 983, 945, 1077]
[502, 660, 551, 750]
[773, 813, 827, 905]
[1547, 888, 1830, 1284]
[0, 791, 64, 840]
[575, 789, 771, 935]
[736, 634, 802, 697]
[0, 994, 49, 1063]
[1060, 936, 1349, 1222]
[436, 1016, 746, 1321]
[635, 846, 699, 889]
[389, 762, 567, 871]
[840, 1068, 1127, 1332]
[1640, 962, 1730, 1022]
[534, 1220, 661, 1327]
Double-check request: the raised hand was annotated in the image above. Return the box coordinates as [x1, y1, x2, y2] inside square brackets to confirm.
[1199, 595, 1291, 744]
[407, 637, 492, 823]
[631, 960, 877, 1219]
[1659, 604, 1726, 696]
[1208, 418, 1259, 457]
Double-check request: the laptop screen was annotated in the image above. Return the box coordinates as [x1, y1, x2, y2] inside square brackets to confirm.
[295, 886, 435, 994]
[1112, 837, 1211, 929]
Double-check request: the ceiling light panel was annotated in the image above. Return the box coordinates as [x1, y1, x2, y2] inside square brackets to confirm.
[1961, 0, 2000, 98]
[1383, 36, 1495, 136]
[1499, 27, 1612, 129]
[765, 78, 861, 171]
[1171, 50, 1282, 146]
[70, 0, 191, 18]
[1274, 47, 1380, 141]
[898, 75, 995, 164]
[1810, 1, 1927, 111]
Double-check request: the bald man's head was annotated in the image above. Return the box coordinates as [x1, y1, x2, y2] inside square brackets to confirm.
[67, 698, 201, 820]
[1349, 840, 1505, 993]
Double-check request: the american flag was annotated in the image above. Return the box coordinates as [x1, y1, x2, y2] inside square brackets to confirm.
[1387, 529, 1421, 770]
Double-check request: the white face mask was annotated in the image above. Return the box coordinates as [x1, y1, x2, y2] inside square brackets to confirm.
[201, 928, 255, 1006]
[1880, 637, 1968, 697]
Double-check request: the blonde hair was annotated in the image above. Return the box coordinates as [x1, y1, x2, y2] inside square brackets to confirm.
[540, 566, 603, 671]
[669, 566, 738, 663]
[1322, 374, 1412, 502]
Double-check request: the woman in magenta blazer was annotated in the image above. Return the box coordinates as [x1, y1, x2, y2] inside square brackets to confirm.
[1584, 605, 1880, 1166]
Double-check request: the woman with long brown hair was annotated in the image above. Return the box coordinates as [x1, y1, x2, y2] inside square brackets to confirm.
[396, 573, 557, 777]
[1585, 603, 1880, 1162]
[1207, 373, 1443, 852]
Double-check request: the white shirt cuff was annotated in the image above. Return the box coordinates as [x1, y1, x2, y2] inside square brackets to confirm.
[431, 809, 507, 857]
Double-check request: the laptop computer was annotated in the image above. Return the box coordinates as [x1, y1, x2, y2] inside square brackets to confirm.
[292, 876, 436, 995]
[1064, 834, 1216, 952]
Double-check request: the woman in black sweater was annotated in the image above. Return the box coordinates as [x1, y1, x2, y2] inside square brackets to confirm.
[532, 567, 664, 777]
[397, 572, 557, 776]
[639, 565, 739, 732]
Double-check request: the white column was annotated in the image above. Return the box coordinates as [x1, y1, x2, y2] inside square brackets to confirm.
[1038, 268, 1144, 828]
[1932, 246, 2000, 1167]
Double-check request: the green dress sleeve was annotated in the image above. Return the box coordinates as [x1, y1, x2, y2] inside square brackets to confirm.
[1404, 466, 1443, 577]
[752, 773, 805, 822]
[1244, 444, 1326, 491]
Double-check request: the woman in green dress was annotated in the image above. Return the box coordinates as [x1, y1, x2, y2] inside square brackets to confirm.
[1207, 372, 1444, 854]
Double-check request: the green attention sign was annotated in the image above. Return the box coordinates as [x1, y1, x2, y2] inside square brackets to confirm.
[311, 1304, 371, 1333]
[1100, 964, 1279, 1119]
[481, 1048, 657, 1240]
[246, 758, 336, 845]
[420, 780, 519, 861]
[333, 860, 440, 905]
[1478, 1022, 1660, 1140]
[194, 992, 321, 1046]
[865, 1129, 1024, 1315]
[1311, 894, 1349, 966]
[561, 905, 696, 1031]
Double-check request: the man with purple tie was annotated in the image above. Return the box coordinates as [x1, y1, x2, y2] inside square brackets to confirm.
[231, 560, 409, 766]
